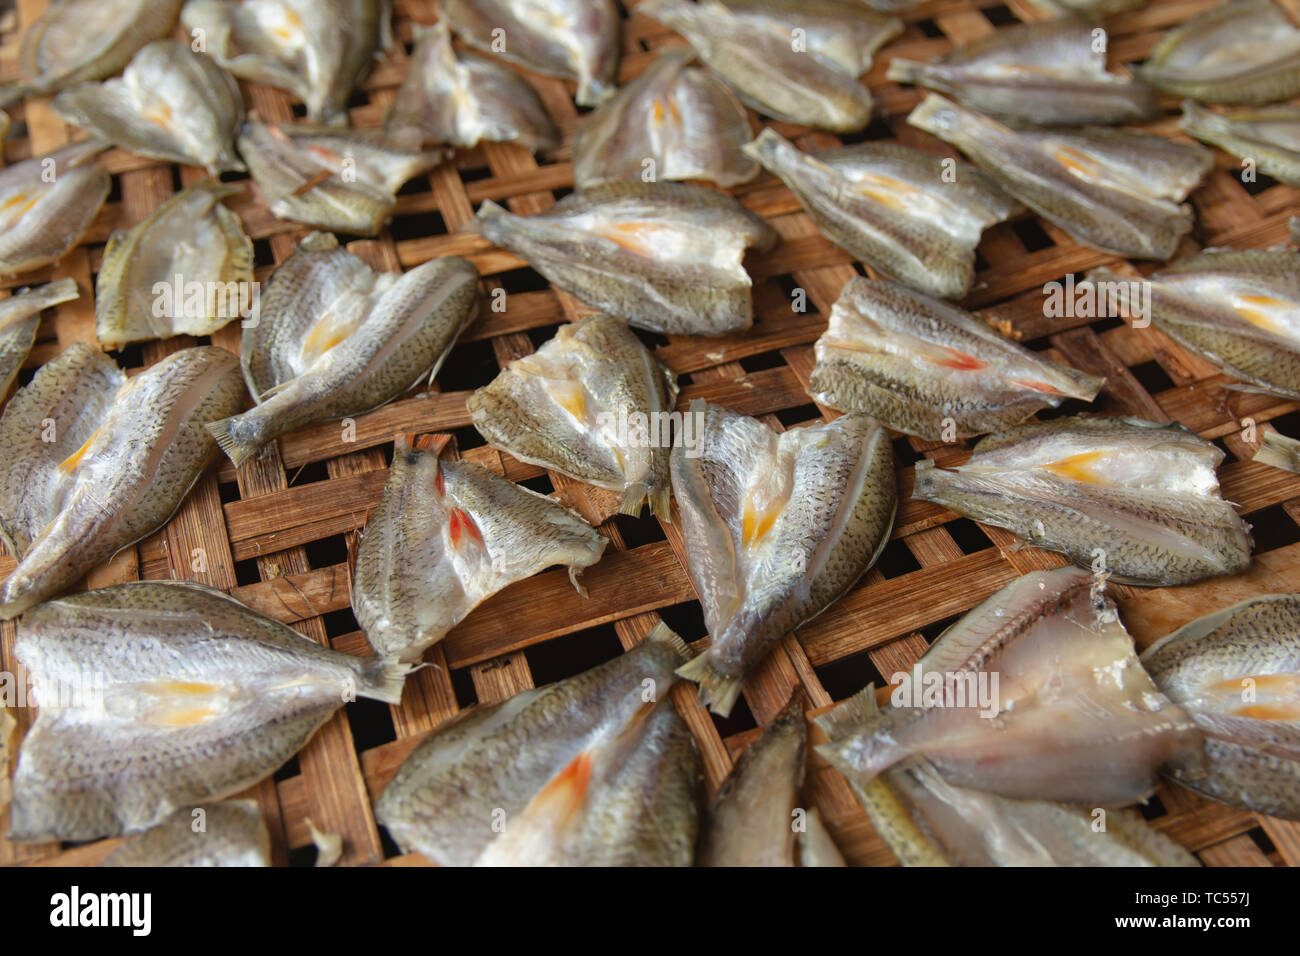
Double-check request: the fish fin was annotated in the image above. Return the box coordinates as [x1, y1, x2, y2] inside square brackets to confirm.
[1222, 383, 1293, 398]
[1254, 432, 1300, 473]
[643, 621, 692, 665]
[205, 417, 260, 469]
[567, 564, 590, 599]
[676, 653, 743, 717]
[813, 683, 879, 742]
[299, 231, 340, 254]
[359, 656, 415, 705]
[618, 482, 648, 518]
[885, 59, 923, 84]
[469, 199, 510, 238]
[649, 483, 672, 523]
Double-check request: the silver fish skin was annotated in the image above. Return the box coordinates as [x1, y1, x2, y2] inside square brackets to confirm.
[9, 580, 408, 841]
[1138, 0, 1300, 106]
[913, 416, 1254, 587]
[207, 233, 479, 468]
[95, 181, 254, 348]
[99, 801, 271, 867]
[0, 279, 80, 397]
[51, 39, 245, 175]
[352, 440, 606, 662]
[672, 400, 896, 716]
[798, 807, 847, 867]
[386, 22, 559, 154]
[642, 0, 901, 133]
[1026, 0, 1147, 19]
[1089, 249, 1300, 401]
[442, 0, 619, 108]
[887, 18, 1157, 126]
[572, 46, 757, 189]
[1255, 429, 1300, 474]
[376, 622, 699, 865]
[908, 93, 1211, 260]
[816, 566, 1205, 807]
[181, 0, 392, 125]
[467, 314, 679, 520]
[0, 346, 246, 619]
[743, 130, 1021, 299]
[1181, 100, 1300, 188]
[1142, 594, 1300, 821]
[809, 278, 1103, 441]
[0, 141, 110, 277]
[471, 181, 776, 336]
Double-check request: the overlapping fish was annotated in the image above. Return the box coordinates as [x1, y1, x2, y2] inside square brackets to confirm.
[206, 233, 479, 467]
[352, 438, 606, 662]
[913, 416, 1254, 586]
[809, 278, 1103, 441]
[572, 46, 757, 188]
[642, 0, 902, 132]
[467, 315, 678, 519]
[470, 182, 776, 336]
[0, 141, 109, 276]
[1027, 0, 1147, 19]
[386, 22, 559, 154]
[816, 566, 1205, 808]
[0, 346, 245, 619]
[887, 18, 1156, 126]
[8, 581, 407, 841]
[376, 623, 701, 865]
[672, 400, 896, 716]
[95, 181, 254, 348]
[1180, 101, 1300, 187]
[742, 131, 1021, 299]
[0, 279, 80, 397]
[1255, 429, 1300, 474]
[51, 39, 245, 175]
[908, 94, 1212, 260]
[99, 801, 272, 867]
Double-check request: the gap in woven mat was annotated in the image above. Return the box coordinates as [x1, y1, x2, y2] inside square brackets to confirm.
[304, 534, 350, 573]
[320, 606, 359, 639]
[1240, 171, 1279, 197]
[553, 186, 574, 202]
[972, 248, 991, 273]
[891, 435, 925, 468]
[921, 613, 963, 646]
[1269, 410, 1300, 437]
[288, 457, 332, 487]
[1137, 792, 1167, 820]
[459, 164, 492, 183]
[1012, 219, 1054, 254]
[1248, 826, 1278, 857]
[109, 341, 147, 371]
[738, 351, 785, 374]
[1127, 359, 1176, 397]
[837, 113, 895, 146]
[946, 519, 993, 557]
[657, 600, 708, 642]
[517, 474, 554, 495]
[390, 210, 447, 242]
[106, 173, 123, 205]
[712, 694, 757, 736]
[527, 323, 561, 349]
[775, 404, 822, 428]
[437, 338, 500, 392]
[218, 479, 242, 505]
[495, 264, 552, 294]
[273, 755, 301, 784]
[291, 102, 308, 120]
[524, 623, 624, 686]
[632, 327, 670, 351]
[450, 424, 486, 452]
[1247, 503, 1300, 554]
[233, 558, 263, 587]
[449, 664, 478, 709]
[396, 176, 434, 196]
[1034, 395, 1098, 422]
[981, 3, 1020, 27]
[613, 511, 667, 548]
[914, 18, 945, 39]
[378, 824, 403, 860]
[815, 649, 888, 704]
[876, 538, 922, 579]
[347, 697, 398, 753]
[252, 237, 277, 268]
[287, 844, 317, 867]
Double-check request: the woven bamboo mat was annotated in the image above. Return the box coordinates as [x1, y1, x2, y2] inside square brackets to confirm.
[2, 0, 1299, 866]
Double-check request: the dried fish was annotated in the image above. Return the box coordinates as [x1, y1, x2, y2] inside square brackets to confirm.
[1255, 429, 1300, 474]
[0, 279, 80, 397]
[99, 801, 271, 867]
[1026, 0, 1147, 19]
[0, 141, 110, 277]
[0, 705, 13, 811]
[798, 808, 847, 867]
[1181, 100, 1300, 188]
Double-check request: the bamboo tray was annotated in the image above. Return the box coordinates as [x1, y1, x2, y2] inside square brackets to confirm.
[2, 0, 1299, 866]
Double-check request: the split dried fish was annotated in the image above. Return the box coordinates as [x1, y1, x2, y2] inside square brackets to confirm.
[0, 346, 245, 619]
[1138, 0, 1300, 105]
[743, 130, 1021, 299]
[816, 566, 1204, 807]
[9, 580, 407, 841]
[0, 140, 110, 276]
[809, 278, 1103, 441]
[467, 315, 678, 519]
[672, 399, 896, 716]
[471, 182, 776, 336]
[386, 22, 559, 154]
[352, 438, 606, 662]
[0, 279, 80, 397]
[913, 416, 1254, 586]
[207, 232, 479, 467]
[908, 93, 1212, 260]
[99, 801, 271, 867]
[441, 0, 620, 108]
[1181, 100, 1300, 188]
[376, 623, 701, 865]
[572, 46, 757, 188]
[95, 181, 254, 348]
[1026, 0, 1147, 20]
[1142, 594, 1300, 820]
[1255, 429, 1300, 474]
[642, 0, 901, 132]
[887, 18, 1156, 126]
[51, 39, 244, 175]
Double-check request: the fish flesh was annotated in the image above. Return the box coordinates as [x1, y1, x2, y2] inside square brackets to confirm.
[238, 118, 447, 236]
[0, 346, 245, 618]
[206, 233, 479, 468]
[742, 130, 1021, 299]
[99, 801, 271, 867]
[908, 94, 1212, 260]
[642, 0, 902, 133]
[352, 437, 606, 662]
[913, 416, 1254, 586]
[51, 39, 245, 175]
[1089, 249, 1300, 401]
[1181, 100, 1300, 188]
[816, 566, 1204, 807]
[467, 314, 678, 519]
[1255, 429, 1300, 474]
[0, 140, 110, 276]
[1026, 0, 1147, 19]
[799, 808, 847, 867]
[672, 399, 896, 716]
[376, 622, 701, 865]
[471, 182, 776, 336]
[386, 22, 559, 154]
[0, 279, 80, 397]
[809, 278, 1103, 441]
[0, 0, 183, 105]
[1138, 0, 1300, 105]
[9, 580, 407, 841]
[181, 0, 391, 125]
[572, 46, 757, 188]
[886, 18, 1156, 126]
[95, 181, 254, 348]
[441, 0, 619, 108]
[1142, 594, 1300, 820]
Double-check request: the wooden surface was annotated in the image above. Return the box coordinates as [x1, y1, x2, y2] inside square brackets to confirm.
[2, 0, 1300, 866]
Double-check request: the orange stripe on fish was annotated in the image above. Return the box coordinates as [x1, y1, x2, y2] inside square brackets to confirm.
[1037, 450, 1107, 484]
[57, 428, 102, 473]
[529, 751, 594, 823]
[927, 346, 987, 371]
[1008, 379, 1067, 395]
[1234, 704, 1300, 721]
[448, 507, 482, 550]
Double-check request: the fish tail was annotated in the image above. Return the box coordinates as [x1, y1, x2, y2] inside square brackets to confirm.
[619, 481, 648, 518]
[648, 483, 672, 523]
[676, 653, 744, 717]
[205, 415, 262, 468]
[907, 94, 971, 139]
[644, 620, 692, 665]
[813, 683, 880, 741]
[1254, 431, 1300, 472]
[359, 656, 415, 705]
[567, 564, 591, 599]
[885, 58, 924, 84]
